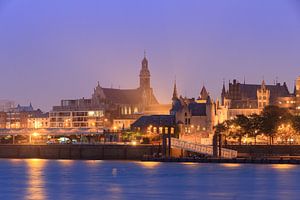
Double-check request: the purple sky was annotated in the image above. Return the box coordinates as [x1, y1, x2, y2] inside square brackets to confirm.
[0, 0, 300, 111]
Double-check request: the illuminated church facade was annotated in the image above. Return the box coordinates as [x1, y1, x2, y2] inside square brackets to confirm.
[50, 56, 170, 130]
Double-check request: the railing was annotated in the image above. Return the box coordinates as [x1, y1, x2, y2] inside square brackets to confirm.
[171, 138, 237, 158]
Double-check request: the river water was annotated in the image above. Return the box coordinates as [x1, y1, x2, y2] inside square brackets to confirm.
[0, 159, 299, 200]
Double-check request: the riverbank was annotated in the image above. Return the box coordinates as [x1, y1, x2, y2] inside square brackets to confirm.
[142, 156, 300, 164]
[0, 144, 160, 160]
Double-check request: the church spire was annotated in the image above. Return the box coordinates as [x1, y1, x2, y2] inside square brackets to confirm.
[221, 80, 226, 106]
[222, 80, 226, 94]
[139, 53, 151, 89]
[172, 79, 178, 101]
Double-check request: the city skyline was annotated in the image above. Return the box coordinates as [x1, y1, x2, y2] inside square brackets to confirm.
[1, 0, 300, 111]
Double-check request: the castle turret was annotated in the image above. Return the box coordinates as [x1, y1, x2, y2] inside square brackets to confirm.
[206, 95, 215, 131]
[221, 81, 226, 106]
[199, 86, 208, 100]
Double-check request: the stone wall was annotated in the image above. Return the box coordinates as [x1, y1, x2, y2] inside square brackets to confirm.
[226, 145, 300, 157]
[0, 144, 160, 160]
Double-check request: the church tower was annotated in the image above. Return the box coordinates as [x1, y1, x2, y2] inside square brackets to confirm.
[139, 54, 151, 90]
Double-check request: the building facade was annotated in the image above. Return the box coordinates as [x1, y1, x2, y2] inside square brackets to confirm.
[218, 76, 300, 122]
[50, 56, 167, 130]
[170, 83, 217, 144]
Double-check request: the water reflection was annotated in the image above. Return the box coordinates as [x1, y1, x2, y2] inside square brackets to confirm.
[220, 163, 242, 168]
[25, 159, 47, 200]
[137, 161, 160, 169]
[57, 159, 74, 166]
[271, 164, 296, 171]
[85, 160, 102, 166]
[181, 162, 200, 167]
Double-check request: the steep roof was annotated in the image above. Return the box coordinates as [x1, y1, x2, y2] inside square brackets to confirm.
[102, 88, 143, 105]
[101, 87, 159, 105]
[239, 83, 290, 102]
[188, 102, 207, 116]
[131, 115, 175, 128]
[199, 86, 208, 100]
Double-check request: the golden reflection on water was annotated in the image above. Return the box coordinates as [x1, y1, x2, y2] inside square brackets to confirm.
[85, 160, 103, 166]
[220, 163, 242, 168]
[57, 159, 74, 166]
[137, 161, 160, 169]
[25, 159, 47, 200]
[181, 162, 200, 167]
[271, 164, 296, 170]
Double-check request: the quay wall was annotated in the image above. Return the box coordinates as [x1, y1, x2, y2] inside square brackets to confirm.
[226, 145, 300, 157]
[0, 144, 161, 160]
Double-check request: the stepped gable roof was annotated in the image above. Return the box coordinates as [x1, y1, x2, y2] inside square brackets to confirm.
[238, 83, 290, 101]
[131, 115, 175, 128]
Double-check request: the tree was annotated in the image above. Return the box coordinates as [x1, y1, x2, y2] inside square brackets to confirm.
[248, 114, 263, 144]
[260, 106, 290, 145]
[292, 116, 300, 133]
[229, 115, 250, 145]
[214, 122, 228, 145]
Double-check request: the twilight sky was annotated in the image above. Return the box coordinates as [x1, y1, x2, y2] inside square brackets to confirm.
[0, 0, 300, 111]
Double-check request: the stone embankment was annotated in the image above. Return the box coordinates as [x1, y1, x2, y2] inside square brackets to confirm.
[0, 144, 160, 160]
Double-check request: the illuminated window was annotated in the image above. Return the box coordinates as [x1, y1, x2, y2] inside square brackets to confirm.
[159, 127, 163, 133]
[165, 127, 169, 133]
[171, 128, 174, 134]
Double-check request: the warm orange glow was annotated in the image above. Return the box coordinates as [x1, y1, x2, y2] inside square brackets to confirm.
[181, 162, 199, 167]
[85, 160, 102, 166]
[25, 159, 47, 200]
[57, 159, 74, 166]
[271, 164, 296, 170]
[137, 161, 160, 169]
[32, 132, 39, 137]
[220, 163, 241, 168]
